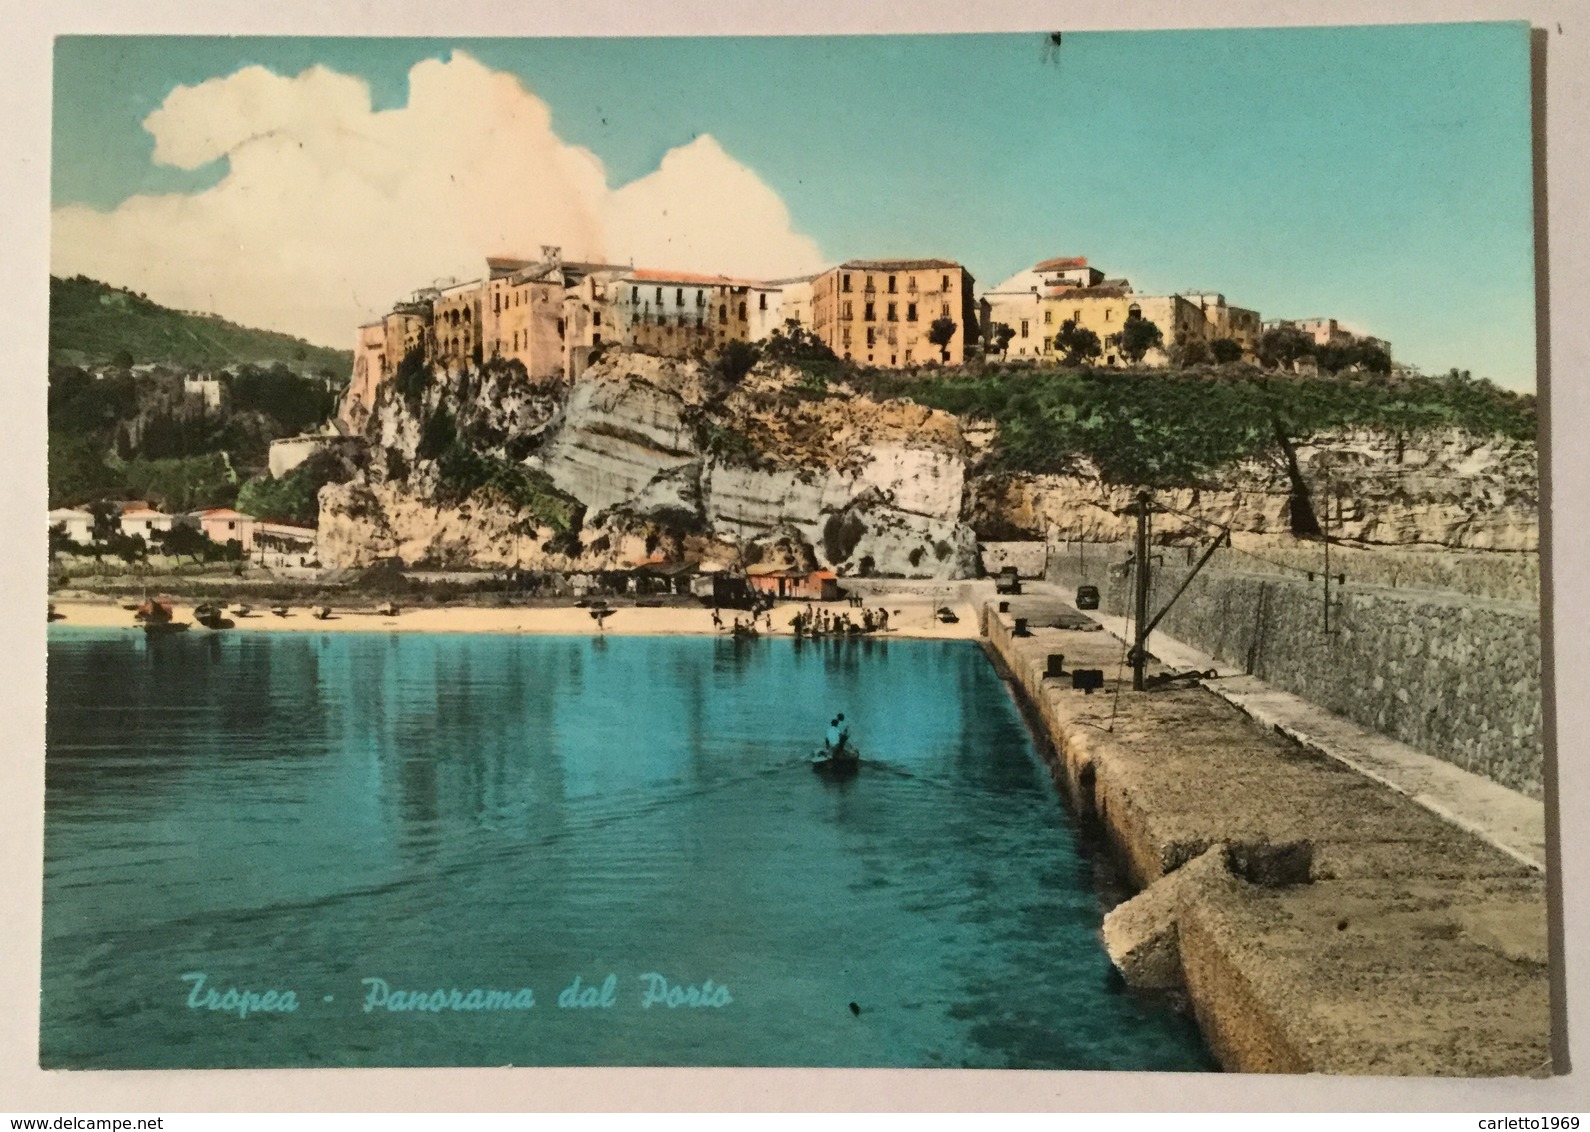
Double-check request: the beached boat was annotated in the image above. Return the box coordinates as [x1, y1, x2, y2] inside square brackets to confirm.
[271, 606, 290, 618]
[193, 603, 228, 629]
[231, 604, 253, 618]
[135, 597, 188, 635]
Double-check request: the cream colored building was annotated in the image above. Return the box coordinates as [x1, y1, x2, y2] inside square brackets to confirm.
[1182, 292, 1263, 356]
[810, 259, 977, 367]
[431, 280, 484, 368]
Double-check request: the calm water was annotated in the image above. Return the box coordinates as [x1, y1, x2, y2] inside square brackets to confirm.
[42, 627, 1214, 1071]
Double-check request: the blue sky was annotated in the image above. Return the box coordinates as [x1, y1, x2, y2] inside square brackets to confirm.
[52, 26, 1536, 388]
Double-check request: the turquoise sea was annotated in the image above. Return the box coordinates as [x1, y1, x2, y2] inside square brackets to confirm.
[42, 627, 1214, 1070]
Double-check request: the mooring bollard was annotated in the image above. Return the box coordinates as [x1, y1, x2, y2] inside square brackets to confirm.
[1046, 654, 1065, 678]
[998, 601, 1010, 613]
[1013, 617, 1028, 636]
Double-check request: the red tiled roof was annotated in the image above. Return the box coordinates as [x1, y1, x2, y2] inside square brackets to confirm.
[1045, 286, 1130, 299]
[1035, 256, 1089, 271]
[627, 267, 746, 287]
[839, 258, 961, 271]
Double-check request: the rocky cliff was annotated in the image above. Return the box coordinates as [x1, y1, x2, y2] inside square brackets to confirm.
[320, 351, 980, 576]
[972, 428, 1538, 552]
[320, 352, 1538, 575]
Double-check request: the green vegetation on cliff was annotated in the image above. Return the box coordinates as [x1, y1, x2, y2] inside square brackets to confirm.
[50, 275, 352, 374]
[854, 365, 1535, 486]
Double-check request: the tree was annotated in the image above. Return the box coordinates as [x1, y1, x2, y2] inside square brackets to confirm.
[1317, 340, 1392, 376]
[1257, 325, 1317, 369]
[988, 322, 1017, 358]
[712, 339, 760, 385]
[928, 317, 958, 360]
[1115, 316, 1164, 365]
[1210, 338, 1244, 364]
[1054, 319, 1102, 366]
[1172, 338, 1213, 367]
[159, 523, 210, 565]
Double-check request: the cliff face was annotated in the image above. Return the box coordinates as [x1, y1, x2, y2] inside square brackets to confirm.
[973, 428, 1538, 552]
[320, 351, 979, 576]
[319, 351, 1537, 574]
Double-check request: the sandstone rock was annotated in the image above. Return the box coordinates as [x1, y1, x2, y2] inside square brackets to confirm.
[1101, 845, 1244, 990]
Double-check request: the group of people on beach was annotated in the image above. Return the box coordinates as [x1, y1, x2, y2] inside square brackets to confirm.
[790, 604, 889, 638]
[705, 602, 890, 638]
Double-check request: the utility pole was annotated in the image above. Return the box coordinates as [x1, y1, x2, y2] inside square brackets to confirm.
[1322, 454, 1331, 634]
[1131, 489, 1151, 691]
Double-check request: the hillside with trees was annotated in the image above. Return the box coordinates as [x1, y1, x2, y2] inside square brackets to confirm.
[49, 275, 351, 375]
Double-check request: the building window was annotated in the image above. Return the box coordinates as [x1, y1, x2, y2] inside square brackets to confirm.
[866, 327, 876, 347]
[1043, 337, 1052, 351]
[656, 287, 664, 303]
[697, 291, 706, 307]
[942, 275, 950, 290]
[888, 275, 897, 293]
[593, 310, 601, 327]
[719, 305, 727, 325]
[1021, 320, 1030, 338]
[887, 302, 897, 322]
[907, 303, 917, 322]
[759, 293, 767, 311]
[738, 301, 747, 320]
[1075, 308, 1082, 322]
[904, 349, 913, 363]
[864, 302, 875, 322]
[842, 301, 852, 320]
[941, 303, 950, 317]
[676, 289, 684, 306]
[864, 276, 876, 293]
[1105, 310, 1112, 322]
[1044, 310, 1053, 324]
[557, 319, 565, 337]
[842, 328, 852, 346]
[908, 276, 917, 293]
[494, 293, 501, 313]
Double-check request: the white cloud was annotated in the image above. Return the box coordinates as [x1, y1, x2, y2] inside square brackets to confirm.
[51, 52, 826, 350]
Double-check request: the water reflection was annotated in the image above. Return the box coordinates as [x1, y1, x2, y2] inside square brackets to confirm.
[43, 627, 1214, 1071]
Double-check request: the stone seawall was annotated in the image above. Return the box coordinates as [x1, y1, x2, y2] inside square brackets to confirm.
[983, 598, 1549, 1075]
[1048, 550, 1543, 798]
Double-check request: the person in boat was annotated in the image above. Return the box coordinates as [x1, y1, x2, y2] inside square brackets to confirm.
[824, 714, 853, 759]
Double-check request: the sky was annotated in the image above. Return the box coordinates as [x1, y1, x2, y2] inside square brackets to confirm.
[50, 26, 1537, 389]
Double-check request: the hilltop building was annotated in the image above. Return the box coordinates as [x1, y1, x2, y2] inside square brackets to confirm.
[343, 244, 1386, 428]
[341, 249, 965, 428]
[809, 259, 979, 367]
[981, 257, 1265, 365]
[1264, 317, 1392, 359]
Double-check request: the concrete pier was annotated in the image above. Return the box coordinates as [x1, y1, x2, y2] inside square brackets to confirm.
[984, 593, 1551, 1076]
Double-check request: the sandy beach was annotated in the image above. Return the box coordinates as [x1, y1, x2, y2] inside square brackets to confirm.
[47, 590, 987, 641]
